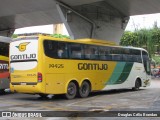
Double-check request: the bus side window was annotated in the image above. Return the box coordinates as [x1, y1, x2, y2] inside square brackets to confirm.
[84, 45, 91, 59]
[99, 47, 106, 60]
[84, 45, 98, 60]
[111, 47, 123, 61]
[44, 40, 58, 58]
[90, 46, 98, 60]
[105, 47, 112, 61]
[44, 40, 68, 59]
[69, 43, 82, 59]
[57, 42, 68, 58]
[131, 49, 142, 63]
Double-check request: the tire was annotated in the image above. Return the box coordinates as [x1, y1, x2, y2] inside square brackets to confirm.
[65, 82, 77, 99]
[132, 79, 141, 91]
[79, 81, 90, 98]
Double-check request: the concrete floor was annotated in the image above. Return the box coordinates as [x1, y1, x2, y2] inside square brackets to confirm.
[0, 79, 160, 119]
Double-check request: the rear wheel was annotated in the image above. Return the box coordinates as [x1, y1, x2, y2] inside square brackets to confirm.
[65, 82, 77, 99]
[79, 81, 90, 98]
[132, 79, 141, 91]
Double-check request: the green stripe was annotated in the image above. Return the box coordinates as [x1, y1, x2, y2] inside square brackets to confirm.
[106, 62, 134, 85]
[114, 62, 133, 84]
[107, 62, 126, 85]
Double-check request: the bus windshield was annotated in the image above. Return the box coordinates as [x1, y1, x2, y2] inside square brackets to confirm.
[10, 39, 38, 70]
[0, 42, 9, 57]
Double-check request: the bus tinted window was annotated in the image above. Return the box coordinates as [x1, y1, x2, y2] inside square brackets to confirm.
[111, 47, 123, 61]
[44, 40, 68, 59]
[99, 46, 111, 60]
[69, 43, 82, 59]
[0, 42, 9, 57]
[84, 45, 98, 60]
[131, 49, 142, 63]
[142, 51, 150, 74]
[122, 48, 142, 63]
[44, 40, 143, 63]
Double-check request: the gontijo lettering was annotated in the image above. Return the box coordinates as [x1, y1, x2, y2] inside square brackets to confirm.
[78, 63, 108, 70]
[10, 54, 36, 61]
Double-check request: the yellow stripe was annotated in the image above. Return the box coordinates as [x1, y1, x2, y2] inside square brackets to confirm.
[0, 55, 9, 61]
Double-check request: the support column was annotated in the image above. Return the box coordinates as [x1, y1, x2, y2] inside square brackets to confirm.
[56, 1, 129, 44]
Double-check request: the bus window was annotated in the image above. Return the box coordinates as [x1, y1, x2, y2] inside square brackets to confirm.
[69, 43, 82, 59]
[142, 51, 151, 75]
[57, 42, 68, 58]
[122, 48, 133, 62]
[99, 46, 112, 60]
[0, 42, 9, 57]
[111, 47, 123, 61]
[44, 40, 68, 59]
[99, 47, 106, 60]
[84, 45, 98, 60]
[131, 49, 142, 63]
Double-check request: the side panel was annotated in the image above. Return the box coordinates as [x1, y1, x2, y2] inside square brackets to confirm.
[44, 58, 117, 94]
[103, 62, 147, 90]
[0, 56, 9, 90]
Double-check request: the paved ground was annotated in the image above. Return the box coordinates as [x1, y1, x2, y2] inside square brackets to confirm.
[0, 78, 160, 119]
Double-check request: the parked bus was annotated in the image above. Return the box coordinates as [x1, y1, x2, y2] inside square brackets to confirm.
[10, 35, 151, 99]
[0, 36, 11, 93]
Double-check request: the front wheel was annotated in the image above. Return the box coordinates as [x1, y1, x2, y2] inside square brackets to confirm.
[132, 79, 141, 91]
[79, 81, 90, 98]
[65, 82, 77, 99]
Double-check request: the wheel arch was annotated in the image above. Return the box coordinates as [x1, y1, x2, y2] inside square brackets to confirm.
[65, 79, 79, 93]
[135, 77, 142, 87]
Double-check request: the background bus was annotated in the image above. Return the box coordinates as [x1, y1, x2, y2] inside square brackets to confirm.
[0, 36, 11, 93]
[10, 35, 151, 99]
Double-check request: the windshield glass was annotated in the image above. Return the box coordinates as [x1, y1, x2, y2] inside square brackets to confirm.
[10, 39, 38, 70]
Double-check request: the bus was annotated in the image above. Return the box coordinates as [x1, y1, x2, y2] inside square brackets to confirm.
[0, 36, 11, 93]
[9, 35, 151, 99]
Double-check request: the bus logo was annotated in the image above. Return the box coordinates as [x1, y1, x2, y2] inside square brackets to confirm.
[16, 42, 30, 52]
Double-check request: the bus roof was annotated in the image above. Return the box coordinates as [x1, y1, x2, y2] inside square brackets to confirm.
[123, 46, 147, 52]
[0, 36, 12, 43]
[75, 38, 117, 45]
[13, 34, 148, 52]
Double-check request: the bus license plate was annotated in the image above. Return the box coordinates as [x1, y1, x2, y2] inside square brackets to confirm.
[21, 83, 26, 85]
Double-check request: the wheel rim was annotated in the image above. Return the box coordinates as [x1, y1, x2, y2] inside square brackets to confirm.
[68, 85, 75, 95]
[81, 84, 88, 94]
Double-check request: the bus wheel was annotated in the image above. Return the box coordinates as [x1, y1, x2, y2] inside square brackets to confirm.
[132, 79, 141, 91]
[79, 81, 90, 98]
[65, 82, 77, 99]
